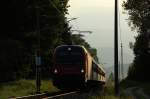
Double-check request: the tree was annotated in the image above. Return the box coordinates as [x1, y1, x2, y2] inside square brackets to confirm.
[0, 0, 100, 82]
[0, 0, 70, 82]
[123, 0, 150, 81]
[71, 34, 99, 62]
[108, 72, 114, 82]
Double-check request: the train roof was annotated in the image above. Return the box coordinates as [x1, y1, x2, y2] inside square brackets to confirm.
[56, 45, 84, 48]
[55, 45, 88, 52]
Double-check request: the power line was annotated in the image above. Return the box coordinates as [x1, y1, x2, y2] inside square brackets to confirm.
[71, 30, 92, 34]
[49, 0, 64, 16]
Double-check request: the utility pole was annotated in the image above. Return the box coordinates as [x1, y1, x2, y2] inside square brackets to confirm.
[114, 0, 119, 95]
[35, 0, 41, 94]
[121, 43, 124, 79]
[118, 61, 120, 82]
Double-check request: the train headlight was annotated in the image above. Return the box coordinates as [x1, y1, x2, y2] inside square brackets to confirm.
[54, 69, 58, 74]
[68, 47, 71, 51]
[81, 69, 84, 73]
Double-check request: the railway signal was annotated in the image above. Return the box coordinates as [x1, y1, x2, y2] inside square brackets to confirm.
[35, 49, 41, 93]
[34, 0, 41, 93]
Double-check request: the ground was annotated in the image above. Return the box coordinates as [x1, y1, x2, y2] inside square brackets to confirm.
[122, 87, 150, 99]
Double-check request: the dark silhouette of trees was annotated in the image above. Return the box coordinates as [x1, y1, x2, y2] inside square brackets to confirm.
[0, 0, 70, 82]
[0, 0, 99, 82]
[123, 0, 150, 82]
[71, 34, 99, 62]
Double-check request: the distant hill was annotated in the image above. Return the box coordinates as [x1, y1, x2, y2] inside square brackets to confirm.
[97, 47, 133, 79]
[103, 64, 130, 79]
[97, 47, 133, 67]
[98, 47, 114, 67]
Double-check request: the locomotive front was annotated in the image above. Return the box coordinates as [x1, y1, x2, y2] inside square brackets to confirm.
[51, 45, 86, 89]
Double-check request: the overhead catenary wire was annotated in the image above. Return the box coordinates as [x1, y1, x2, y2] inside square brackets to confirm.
[35, 0, 66, 93]
[50, 0, 81, 35]
[49, 0, 64, 16]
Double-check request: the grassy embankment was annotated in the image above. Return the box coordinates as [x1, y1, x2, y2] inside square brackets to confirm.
[1, 79, 145, 99]
[120, 80, 150, 95]
[89, 81, 134, 99]
[0, 79, 59, 99]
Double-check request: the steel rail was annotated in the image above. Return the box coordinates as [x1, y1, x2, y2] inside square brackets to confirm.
[46, 91, 79, 99]
[10, 91, 80, 99]
[9, 93, 47, 99]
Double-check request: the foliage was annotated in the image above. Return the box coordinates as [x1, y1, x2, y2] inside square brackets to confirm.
[0, 0, 69, 82]
[0, 79, 133, 99]
[90, 96, 133, 99]
[89, 81, 133, 99]
[0, 0, 99, 82]
[72, 34, 99, 62]
[0, 79, 58, 99]
[120, 80, 150, 96]
[108, 72, 114, 82]
[123, 0, 150, 81]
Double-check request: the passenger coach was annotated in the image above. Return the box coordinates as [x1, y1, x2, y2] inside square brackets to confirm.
[50, 45, 105, 89]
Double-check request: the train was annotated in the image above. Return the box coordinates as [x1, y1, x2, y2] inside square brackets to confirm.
[50, 45, 106, 89]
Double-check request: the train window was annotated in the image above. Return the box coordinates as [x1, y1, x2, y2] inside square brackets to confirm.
[55, 52, 84, 65]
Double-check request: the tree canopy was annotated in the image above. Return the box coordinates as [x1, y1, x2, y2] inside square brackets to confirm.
[0, 0, 99, 82]
[123, 0, 150, 81]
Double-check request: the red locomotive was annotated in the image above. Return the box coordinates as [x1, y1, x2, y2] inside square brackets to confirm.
[51, 45, 106, 89]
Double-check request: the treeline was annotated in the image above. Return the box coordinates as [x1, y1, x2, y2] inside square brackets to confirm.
[123, 0, 150, 82]
[0, 0, 99, 82]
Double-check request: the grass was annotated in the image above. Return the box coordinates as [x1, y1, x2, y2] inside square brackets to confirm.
[90, 96, 134, 99]
[120, 79, 150, 98]
[139, 83, 150, 94]
[120, 80, 150, 93]
[0, 79, 59, 99]
[87, 81, 134, 99]
[0, 79, 143, 99]
[120, 80, 141, 88]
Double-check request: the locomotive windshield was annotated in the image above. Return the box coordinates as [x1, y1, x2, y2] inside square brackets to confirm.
[54, 46, 85, 65]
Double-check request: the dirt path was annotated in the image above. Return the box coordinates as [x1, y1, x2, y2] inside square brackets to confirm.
[122, 87, 150, 99]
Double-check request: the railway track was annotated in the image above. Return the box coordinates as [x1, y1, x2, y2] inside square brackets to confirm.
[45, 91, 80, 99]
[10, 90, 80, 99]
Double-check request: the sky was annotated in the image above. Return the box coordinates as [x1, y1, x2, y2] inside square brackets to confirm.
[67, 0, 136, 66]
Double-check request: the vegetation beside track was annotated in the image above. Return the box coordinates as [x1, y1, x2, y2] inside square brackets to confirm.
[1, 80, 145, 99]
[120, 80, 150, 97]
[0, 79, 59, 99]
[88, 81, 133, 99]
[60, 81, 134, 99]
